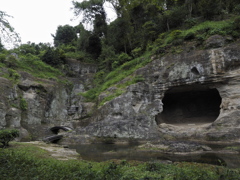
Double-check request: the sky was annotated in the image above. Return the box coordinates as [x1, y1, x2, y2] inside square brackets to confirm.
[1, 0, 116, 48]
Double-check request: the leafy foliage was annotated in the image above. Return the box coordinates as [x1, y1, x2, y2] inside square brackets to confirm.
[41, 47, 66, 67]
[53, 25, 77, 47]
[20, 98, 28, 111]
[0, 129, 19, 147]
[0, 11, 20, 48]
[80, 52, 151, 106]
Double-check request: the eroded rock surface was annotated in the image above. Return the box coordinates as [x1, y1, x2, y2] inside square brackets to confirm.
[75, 38, 240, 142]
[0, 60, 97, 140]
[1, 36, 240, 143]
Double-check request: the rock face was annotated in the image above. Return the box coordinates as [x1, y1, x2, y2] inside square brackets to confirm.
[1, 36, 240, 143]
[76, 38, 240, 142]
[0, 60, 97, 140]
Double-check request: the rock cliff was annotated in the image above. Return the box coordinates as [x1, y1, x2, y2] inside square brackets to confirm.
[0, 59, 97, 141]
[75, 36, 240, 142]
[1, 35, 240, 143]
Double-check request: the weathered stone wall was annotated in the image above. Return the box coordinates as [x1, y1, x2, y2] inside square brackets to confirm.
[76, 38, 240, 142]
[2, 36, 240, 143]
[0, 60, 97, 141]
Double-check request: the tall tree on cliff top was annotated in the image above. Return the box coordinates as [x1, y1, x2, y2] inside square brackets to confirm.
[0, 11, 20, 48]
[72, 0, 108, 59]
[72, 0, 107, 37]
[53, 25, 77, 47]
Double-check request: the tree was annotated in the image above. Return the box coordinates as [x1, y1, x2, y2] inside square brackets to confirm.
[16, 42, 39, 55]
[0, 11, 20, 48]
[0, 39, 4, 51]
[98, 44, 117, 71]
[107, 17, 133, 53]
[197, 0, 221, 20]
[76, 23, 102, 60]
[73, 0, 105, 23]
[73, 0, 108, 37]
[76, 23, 91, 51]
[86, 33, 102, 59]
[53, 25, 77, 47]
[41, 47, 66, 67]
[0, 129, 19, 148]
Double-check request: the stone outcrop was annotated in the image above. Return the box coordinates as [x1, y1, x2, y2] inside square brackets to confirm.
[0, 60, 97, 141]
[1, 36, 240, 143]
[75, 37, 240, 142]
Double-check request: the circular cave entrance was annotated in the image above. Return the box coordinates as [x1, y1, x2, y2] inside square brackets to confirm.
[156, 86, 222, 125]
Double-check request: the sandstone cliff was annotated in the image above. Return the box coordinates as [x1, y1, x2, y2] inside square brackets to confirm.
[75, 35, 240, 142]
[1, 35, 240, 143]
[0, 59, 97, 141]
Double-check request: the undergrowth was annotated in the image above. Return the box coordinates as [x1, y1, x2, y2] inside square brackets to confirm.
[80, 52, 151, 106]
[0, 53, 64, 83]
[17, 54, 63, 80]
[0, 143, 240, 180]
[153, 16, 239, 53]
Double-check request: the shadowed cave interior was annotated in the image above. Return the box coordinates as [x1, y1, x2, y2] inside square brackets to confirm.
[155, 86, 222, 125]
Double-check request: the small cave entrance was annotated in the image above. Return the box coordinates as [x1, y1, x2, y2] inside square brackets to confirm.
[156, 86, 222, 125]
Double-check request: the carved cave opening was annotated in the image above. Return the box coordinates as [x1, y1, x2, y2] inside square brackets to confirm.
[156, 86, 222, 125]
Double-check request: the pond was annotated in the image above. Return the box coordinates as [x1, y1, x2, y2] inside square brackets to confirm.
[70, 142, 240, 168]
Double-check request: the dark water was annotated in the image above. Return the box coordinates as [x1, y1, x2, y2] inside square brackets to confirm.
[70, 143, 240, 168]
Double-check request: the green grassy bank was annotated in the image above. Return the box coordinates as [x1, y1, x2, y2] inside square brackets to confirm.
[0, 142, 240, 180]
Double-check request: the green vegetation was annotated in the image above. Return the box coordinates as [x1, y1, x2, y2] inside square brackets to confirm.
[0, 129, 19, 147]
[69, 0, 240, 106]
[1, 68, 20, 83]
[17, 54, 63, 80]
[0, 11, 20, 47]
[80, 52, 151, 106]
[79, 15, 239, 106]
[0, 48, 64, 82]
[0, 142, 240, 180]
[0, 1, 240, 106]
[224, 146, 240, 151]
[98, 89, 125, 107]
[1, 2, 240, 178]
[19, 97, 28, 111]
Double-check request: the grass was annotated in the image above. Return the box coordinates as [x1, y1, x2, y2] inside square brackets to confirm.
[98, 89, 125, 107]
[0, 52, 64, 83]
[81, 16, 240, 107]
[155, 17, 236, 50]
[1, 142, 240, 180]
[17, 56, 63, 80]
[1, 68, 20, 83]
[80, 52, 151, 106]
[182, 20, 232, 37]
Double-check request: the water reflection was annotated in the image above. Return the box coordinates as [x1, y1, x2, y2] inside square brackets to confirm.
[70, 143, 240, 168]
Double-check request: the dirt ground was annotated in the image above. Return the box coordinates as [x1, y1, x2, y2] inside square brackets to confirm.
[25, 141, 80, 160]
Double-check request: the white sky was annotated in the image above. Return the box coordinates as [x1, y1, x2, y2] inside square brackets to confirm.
[1, 0, 116, 48]
[1, 0, 80, 47]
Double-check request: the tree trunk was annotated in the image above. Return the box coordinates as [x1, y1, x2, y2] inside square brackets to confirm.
[166, 19, 170, 31]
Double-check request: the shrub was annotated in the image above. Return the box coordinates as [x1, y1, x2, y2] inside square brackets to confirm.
[131, 47, 143, 58]
[0, 54, 6, 63]
[112, 53, 132, 69]
[18, 55, 63, 80]
[184, 32, 195, 40]
[0, 129, 19, 147]
[233, 5, 240, 15]
[8, 69, 20, 81]
[20, 97, 28, 111]
[1, 143, 240, 179]
[5, 54, 19, 68]
[184, 18, 198, 28]
[233, 16, 240, 30]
